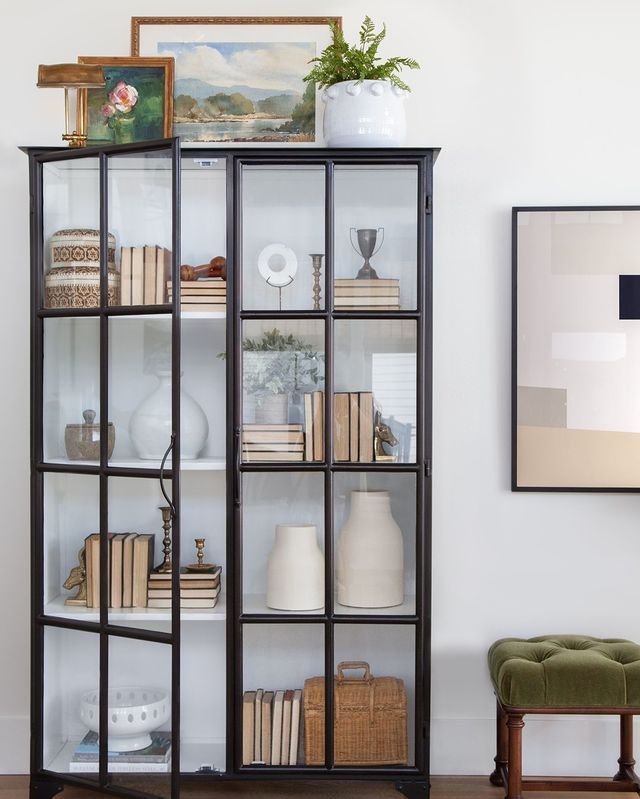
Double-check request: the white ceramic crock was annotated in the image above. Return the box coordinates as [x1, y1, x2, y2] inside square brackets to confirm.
[322, 80, 407, 147]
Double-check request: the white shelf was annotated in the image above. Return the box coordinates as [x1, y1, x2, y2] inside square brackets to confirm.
[44, 457, 226, 471]
[46, 739, 225, 774]
[243, 593, 324, 616]
[333, 594, 416, 616]
[243, 593, 416, 617]
[44, 592, 226, 622]
[181, 311, 226, 320]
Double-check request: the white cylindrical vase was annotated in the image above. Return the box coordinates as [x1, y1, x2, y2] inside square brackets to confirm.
[266, 524, 324, 611]
[129, 371, 209, 460]
[336, 490, 404, 608]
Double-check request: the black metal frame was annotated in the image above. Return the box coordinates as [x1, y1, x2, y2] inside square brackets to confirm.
[26, 142, 437, 798]
[512, 205, 640, 493]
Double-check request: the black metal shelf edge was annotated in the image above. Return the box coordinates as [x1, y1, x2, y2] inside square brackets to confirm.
[38, 305, 173, 318]
[37, 462, 166, 479]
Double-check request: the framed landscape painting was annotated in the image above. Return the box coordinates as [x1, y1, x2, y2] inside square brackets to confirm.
[513, 206, 640, 490]
[131, 16, 341, 145]
[78, 56, 173, 144]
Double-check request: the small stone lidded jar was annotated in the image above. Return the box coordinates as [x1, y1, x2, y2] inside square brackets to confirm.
[336, 490, 404, 608]
[266, 524, 324, 611]
[65, 409, 115, 460]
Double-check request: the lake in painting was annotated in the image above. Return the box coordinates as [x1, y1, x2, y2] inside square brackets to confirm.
[158, 41, 316, 143]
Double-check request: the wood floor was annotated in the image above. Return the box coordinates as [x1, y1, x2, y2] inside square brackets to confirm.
[0, 775, 633, 798]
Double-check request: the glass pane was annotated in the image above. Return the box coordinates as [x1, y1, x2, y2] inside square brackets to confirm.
[43, 317, 100, 464]
[334, 624, 415, 767]
[109, 316, 173, 468]
[334, 319, 417, 464]
[242, 165, 325, 311]
[44, 473, 99, 621]
[108, 151, 173, 308]
[107, 477, 172, 632]
[334, 473, 415, 616]
[334, 165, 418, 311]
[180, 618, 226, 773]
[43, 626, 100, 782]
[242, 472, 324, 615]
[180, 316, 225, 465]
[180, 156, 227, 318]
[42, 158, 102, 310]
[242, 624, 324, 768]
[242, 320, 325, 463]
[108, 637, 172, 796]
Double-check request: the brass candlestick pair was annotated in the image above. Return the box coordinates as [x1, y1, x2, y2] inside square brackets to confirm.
[154, 506, 217, 574]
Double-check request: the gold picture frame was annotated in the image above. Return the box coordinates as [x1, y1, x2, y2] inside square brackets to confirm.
[130, 16, 341, 145]
[78, 55, 174, 145]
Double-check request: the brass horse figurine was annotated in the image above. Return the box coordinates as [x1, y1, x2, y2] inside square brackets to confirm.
[374, 410, 399, 462]
[63, 546, 87, 605]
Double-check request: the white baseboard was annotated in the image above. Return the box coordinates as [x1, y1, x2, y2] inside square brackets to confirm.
[0, 715, 28, 774]
[431, 715, 629, 776]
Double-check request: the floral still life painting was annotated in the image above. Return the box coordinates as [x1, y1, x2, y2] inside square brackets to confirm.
[158, 41, 316, 143]
[78, 57, 174, 145]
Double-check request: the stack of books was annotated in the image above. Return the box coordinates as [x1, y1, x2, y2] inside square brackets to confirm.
[147, 566, 222, 609]
[242, 688, 303, 766]
[333, 391, 374, 462]
[334, 278, 400, 310]
[84, 533, 154, 608]
[303, 390, 324, 462]
[120, 246, 171, 306]
[167, 278, 226, 312]
[69, 730, 171, 773]
[242, 424, 304, 462]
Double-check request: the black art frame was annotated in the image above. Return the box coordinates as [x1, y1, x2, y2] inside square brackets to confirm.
[513, 204, 640, 492]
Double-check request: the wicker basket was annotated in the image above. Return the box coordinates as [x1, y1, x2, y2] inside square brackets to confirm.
[303, 661, 408, 766]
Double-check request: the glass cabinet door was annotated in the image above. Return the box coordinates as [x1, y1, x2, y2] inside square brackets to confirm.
[34, 141, 181, 797]
[235, 156, 429, 776]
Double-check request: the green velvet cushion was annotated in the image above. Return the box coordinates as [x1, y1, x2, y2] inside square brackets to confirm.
[489, 635, 640, 708]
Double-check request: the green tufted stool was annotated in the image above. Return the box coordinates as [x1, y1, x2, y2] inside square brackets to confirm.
[488, 635, 640, 797]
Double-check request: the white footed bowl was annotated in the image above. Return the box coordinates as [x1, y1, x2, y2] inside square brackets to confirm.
[80, 686, 170, 752]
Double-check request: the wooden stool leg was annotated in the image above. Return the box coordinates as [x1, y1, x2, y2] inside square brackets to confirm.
[614, 714, 639, 783]
[489, 701, 508, 786]
[507, 714, 524, 799]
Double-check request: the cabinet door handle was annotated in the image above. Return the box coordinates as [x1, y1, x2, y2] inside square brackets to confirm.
[234, 427, 242, 507]
[159, 433, 176, 519]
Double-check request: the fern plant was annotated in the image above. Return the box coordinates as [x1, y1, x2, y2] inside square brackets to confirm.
[304, 16, 420, 92]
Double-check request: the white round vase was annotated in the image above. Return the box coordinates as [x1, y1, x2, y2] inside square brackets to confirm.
[322, 80, 407, 147]
[266, 524, 324, 611]
[129, 371, 209, 460]
[336, 490, 404, 608]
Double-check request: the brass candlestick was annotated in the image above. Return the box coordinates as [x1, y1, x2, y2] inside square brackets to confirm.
[185, 538, 217, 573]
[154, 506, 173, 573]
[309, 254, 324, 310]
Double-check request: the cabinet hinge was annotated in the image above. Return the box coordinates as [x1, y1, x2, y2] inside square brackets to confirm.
[425, 459, 432, 478]
[425, 195, 432, 215]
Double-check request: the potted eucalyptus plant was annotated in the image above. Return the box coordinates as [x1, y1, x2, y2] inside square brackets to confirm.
[241, 328, 324, 425]
[304, 16, 420, 147]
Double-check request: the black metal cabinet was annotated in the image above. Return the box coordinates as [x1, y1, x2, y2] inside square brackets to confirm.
[25, 141, 437, 799]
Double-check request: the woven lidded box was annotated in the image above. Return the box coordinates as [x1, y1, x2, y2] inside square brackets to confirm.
[303, 661, 408, 766]
[45, 229, 119, 308]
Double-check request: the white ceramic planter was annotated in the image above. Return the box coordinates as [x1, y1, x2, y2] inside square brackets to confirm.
[129, 371, 209, 460]
[80, 686, 170, 752]
[266, 524, 324, 611]
[336, 490, 404, 608]
[322, 80, 407, 147]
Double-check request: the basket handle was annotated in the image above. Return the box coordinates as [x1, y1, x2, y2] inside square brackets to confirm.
[336, 661, 372, 682]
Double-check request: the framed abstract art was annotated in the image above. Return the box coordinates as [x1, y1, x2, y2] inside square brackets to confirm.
[513, 206, 640, 490]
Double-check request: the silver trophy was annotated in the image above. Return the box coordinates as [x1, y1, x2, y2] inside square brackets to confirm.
[350, 227, 384, 279]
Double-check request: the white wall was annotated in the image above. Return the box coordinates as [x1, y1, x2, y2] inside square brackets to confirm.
[4, 0, 640, 777]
